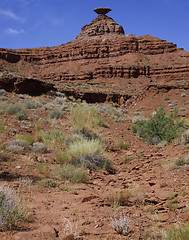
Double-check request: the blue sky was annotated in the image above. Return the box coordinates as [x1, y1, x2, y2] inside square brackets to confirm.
[0, 0, 189, 51]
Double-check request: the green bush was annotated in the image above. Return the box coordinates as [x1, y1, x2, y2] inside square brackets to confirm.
[132, 105, 184, 144]
[17, 134, 35, 145]
[54, 164, 88, 183]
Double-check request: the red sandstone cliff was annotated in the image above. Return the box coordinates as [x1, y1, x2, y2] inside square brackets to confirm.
[0, 13, 189, 98]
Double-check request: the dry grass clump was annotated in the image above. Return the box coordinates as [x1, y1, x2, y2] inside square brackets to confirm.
[115, 140, 130, 150]
[0, 184, 28, 231]
[70, 104, 106, 131]
[37, 178, 57, 188]
[162, 223, 189, 240]
[64, 138, 113, 172]
[107, 190, 131, 207]
[37, 129, 65, 150]
[54, 164, 88, 183]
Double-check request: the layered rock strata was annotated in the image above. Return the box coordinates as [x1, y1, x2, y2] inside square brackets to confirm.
[0, 10, 189, 97]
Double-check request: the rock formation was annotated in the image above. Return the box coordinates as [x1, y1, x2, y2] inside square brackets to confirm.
[0, 8, 188, 99]
[76, 8, 124, 40]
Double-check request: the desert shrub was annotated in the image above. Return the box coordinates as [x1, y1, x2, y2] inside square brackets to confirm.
[0, 184, 28, 231]
[32, 142, 47, 153]
[77, 154, 113, 172]
[36, 163, 49, 177]
[111, 212, 131, 236]
[24, 101, 37, 109]
[115, 140, 130, 150]
[38, 129, 65, 149]
[175, 158, 185, 167]
[37, 178, 57, 188]
[163, 223, 189, 240]
[6, 140, 29, 153]
[54, 164, 88, 183]
[65, 138, 113, 172]
[70, 104, 105, 131]
[66, 138, 104, 161]
[55, 152, 69, 164]
[5, 104, 27, 120]
[49, 109, 64, 119]
[132, 104, 184, 144]
[17, 134, 35, 145]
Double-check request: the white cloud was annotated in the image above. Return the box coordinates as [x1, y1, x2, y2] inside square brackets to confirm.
[0, 9, 25, 22]
[6, 28, 25, 35]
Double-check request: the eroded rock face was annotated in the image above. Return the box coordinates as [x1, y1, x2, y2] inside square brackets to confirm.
[76, 14, 125, 40]
[0, 12, 188, 98]
[0, 71, 55, 95]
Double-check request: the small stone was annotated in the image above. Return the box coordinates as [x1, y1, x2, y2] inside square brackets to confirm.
[0, 89, 7, 96]
[63, 234, 75, 240]
[155, 191, 176, 201]
[182, 130, 189, 145]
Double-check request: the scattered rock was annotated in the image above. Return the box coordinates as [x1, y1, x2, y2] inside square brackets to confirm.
[181, 130, 189, 145]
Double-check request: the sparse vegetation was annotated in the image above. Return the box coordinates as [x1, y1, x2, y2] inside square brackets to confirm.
[70, 104, 105, 131]
[36, 163, 49, 177]
[38, 129, 65, 150]
[111, 212, 131, 236]
[49, 109, 64, 119]
[0, 120, 6, 133]
[5, 104, 28, 120]
[115, 140, 130, 150]
[0, 184, 28, 231]
[37, 178, 57, 188]
[6, 140, 29, 153]
[64, 138, 113, 171]
[163, 223, 189, 240]
[132, 104, 184, 144]
[108, 190, 131, 207]
[54, 164, 88, 183]
[17, 134, 35, 145]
